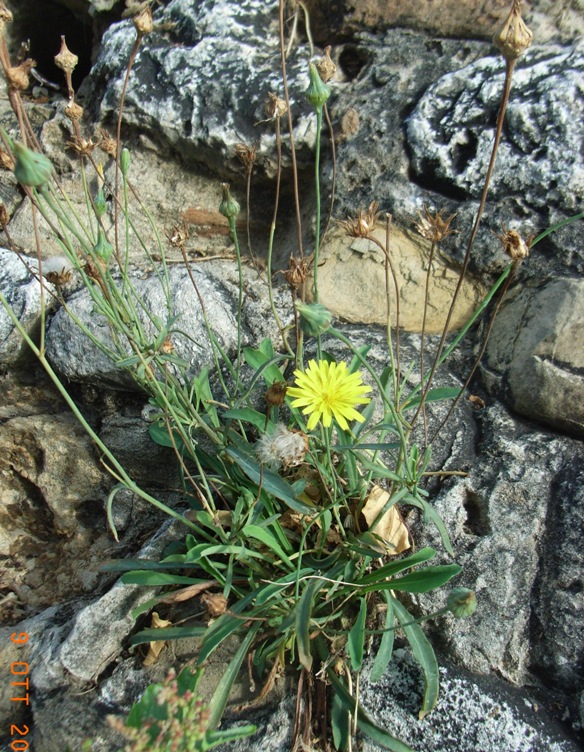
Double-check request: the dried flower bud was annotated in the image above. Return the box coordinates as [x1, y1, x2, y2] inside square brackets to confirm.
[235, 143, 256, 172]
[134, 6, 153, 36]
[493, 0, 533, 62]
[201, 592, 228, 619]
[414, 205, 457, 244]
[447, 587, 477, 618]
[305, 62, 331, 112]
[265, 92, 287, 120]
[65, 99, 84, 122]
[5, 59, 36, 91]
[219, 182, 240, 220]
[98, 129, 118, 158]
[13, 142, 53, 187]
[0, 147, 14, 171]
[266, 381, 288, 408]
[493, 226, 532, 260]
[283, 255, 310, 291]
[54, 36, 78, 74]
[0, 2, 13, 24]
[315, 46, 336, 83]
[338, 201, 382, 238]
[295, 300, 333, 337]
[160, 336, 175, 355]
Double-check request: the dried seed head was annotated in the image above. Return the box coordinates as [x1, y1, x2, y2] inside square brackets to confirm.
[160, 336, 174, 355]
[493, 0, 533, 62]
[166, 221, 189, 250]
[414, 205, 457, 243]
[235, 143, 257, 172]
[133, 6, 153, 36]
[283, 254, 311, 291]
[256, 423, 309, 471]
[65, 99, 84, 122]
[0, 147, 14, 171]
[315, 46, 336, 83]
[265, 92, 287, 120]
[338, 201, 381, 238]
[493, 226, 532, 260]
[54, 36, 78, 74]
[5, 59, 36, 91]
[41, 256, 75, 287]
[0, 203, 9, 226]
[98, 129, 118, 158]
[0, 2, 13, 24]
[265, 381, 288, 408]
[67, 135, 96, 155]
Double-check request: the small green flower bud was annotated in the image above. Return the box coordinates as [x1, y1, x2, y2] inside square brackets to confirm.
[295, 300, 333, 337]
[305, 62, 330, 112]
[93, 228, 113, 262]
[13, 142, 53, 188]
[447, 587, 477, 618]
[120, 147, 131, 176]
[219, 182, 240, 220]
[94, 186, 107, 218]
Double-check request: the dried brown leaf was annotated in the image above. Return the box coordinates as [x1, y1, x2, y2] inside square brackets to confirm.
[142, 611, 172, 666]
[361, 485, 411, 554]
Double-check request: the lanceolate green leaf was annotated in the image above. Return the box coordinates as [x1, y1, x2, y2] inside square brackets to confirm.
[370, 590, 395, 683]
[226, 446, 315, 514]
[208, 622, 261, 729]
[296, 580, 320, 671]
[392, 598, 439, 720]
[358, 547, 436, 585]
[348, 597, 367, 672]
[364, 564, 462, 594]
[242, 524, 294, 568]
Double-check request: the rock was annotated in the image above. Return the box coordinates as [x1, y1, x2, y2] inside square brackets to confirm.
[86, 0, 314, 176]
[312, 226, 486, 332]
[0, 248, 57, 365]
[481, 277, 584, 438]
[412, 402, 584, 706]
[45, 259, 289, 387]
[406, 45, 584, 214]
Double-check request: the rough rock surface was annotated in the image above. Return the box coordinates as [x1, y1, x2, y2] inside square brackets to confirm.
[45, 259, 289, 388]
[481, 278, 584, 438]
[0, 249, 57, 365]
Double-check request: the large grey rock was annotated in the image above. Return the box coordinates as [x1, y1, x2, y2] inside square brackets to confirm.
[481, 277, 584, 438]
[0, 248, 57, 365]
[87, 0, 314, 175]
[406, 45, 584, 214]
[45, 260, 288, 388]
[413, 403, 584, 707]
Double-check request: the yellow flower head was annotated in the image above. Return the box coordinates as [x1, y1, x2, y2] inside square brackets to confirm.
[287, 359, 372, 431]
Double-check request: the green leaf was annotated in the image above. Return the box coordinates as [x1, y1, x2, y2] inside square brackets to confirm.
[208, 622, 261, 729]
[381, 564, 461, 593]
[296, 580, 319, 671]
[242, 524, 294, 568]
[331, 690, 350, 751]
[226, 446, 315, 515]
[358, 547, 436, 585]
[148, 421, 186, 451]
[204, 725, 257, 749]
[405, 493, 454, 557]
[401, 386, 462, 411]
[348, 597, 367, 672]
[130, 624, 207, 645]
[223, 407, 273, 432]
[370, 590, 395, 683]
[121, 571, 203, 586]
[243, 342, 286, 385]
[392, 598, 439, 720]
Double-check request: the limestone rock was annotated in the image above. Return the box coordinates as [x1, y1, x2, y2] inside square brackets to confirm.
[414, 402, 584, 702]
[481, 277, 584, 438]
[0, 248, 57, 365]
[87, 0, 314, 176]
[45, 259, 289, 387]
[406, 45, 584, 214]
[313, 227, 486, 333]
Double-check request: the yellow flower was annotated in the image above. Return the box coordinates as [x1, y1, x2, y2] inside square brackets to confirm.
[287, 359, 372, 431]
